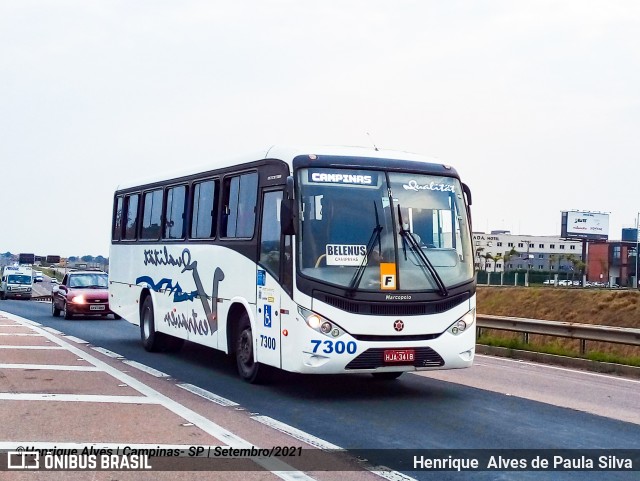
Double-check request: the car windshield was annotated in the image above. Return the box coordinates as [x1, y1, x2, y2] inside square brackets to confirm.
[297, 168, 474, 292]
[8, 275, 31, 284]
[68, 274, 108, 288]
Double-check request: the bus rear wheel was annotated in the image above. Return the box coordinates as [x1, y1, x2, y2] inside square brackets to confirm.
[235, 321, 266, 383]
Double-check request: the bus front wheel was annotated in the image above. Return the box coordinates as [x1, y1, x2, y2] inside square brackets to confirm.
[140, 296, 184, 353]
[141, 296, 160, 352]
[236, 321, 266, 383]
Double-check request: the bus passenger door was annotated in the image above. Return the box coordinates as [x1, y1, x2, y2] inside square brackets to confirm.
[256, 190, 284, 368]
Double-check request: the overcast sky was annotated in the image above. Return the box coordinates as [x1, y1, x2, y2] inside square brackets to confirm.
[1, 1, 639, 258]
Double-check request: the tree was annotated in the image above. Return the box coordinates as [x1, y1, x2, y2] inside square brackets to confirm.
[492, 253, 503, 273]
[557, 253, 566, 279]
[502, 247, 518, 273]
[481, 252, 494, 272]
[475, 247, 485, 271]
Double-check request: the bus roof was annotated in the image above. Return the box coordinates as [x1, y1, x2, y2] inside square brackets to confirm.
[114, 145, 455, 192]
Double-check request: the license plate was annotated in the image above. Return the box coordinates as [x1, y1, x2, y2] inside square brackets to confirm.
[90, 305, 106, 311]
[384, 349, 415, 363]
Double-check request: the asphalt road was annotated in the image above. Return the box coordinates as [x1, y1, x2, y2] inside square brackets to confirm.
[1, 299, 639, 481]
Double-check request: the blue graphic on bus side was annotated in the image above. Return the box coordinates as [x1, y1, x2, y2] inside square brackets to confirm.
[264, 304, 272, 328]
[257, 270, 266, 286]
[136, 276, 199, 302]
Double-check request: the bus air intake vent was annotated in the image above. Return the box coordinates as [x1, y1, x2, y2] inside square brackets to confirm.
[345, 347, 444, 370]
[318, 292, 470, 316]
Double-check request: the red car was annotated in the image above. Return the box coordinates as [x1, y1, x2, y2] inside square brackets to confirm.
[52, 270, 120, 319]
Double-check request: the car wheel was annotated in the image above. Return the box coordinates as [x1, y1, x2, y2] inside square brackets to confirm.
[113, 313, 121, 320]
[52, 300, 60, 317]
[235, 319, 267, 383]
[371, 372, 404, 380]
[63, 302, 73, 320]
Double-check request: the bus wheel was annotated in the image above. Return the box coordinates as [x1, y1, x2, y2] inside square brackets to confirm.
[140, 296, 184, 353]
[236, 321, 264, 383]
[140, 296, 160, 352]
[371, 372, 404, 380]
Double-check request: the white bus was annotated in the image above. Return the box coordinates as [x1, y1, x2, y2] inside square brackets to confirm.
[109, 146, 476, 382]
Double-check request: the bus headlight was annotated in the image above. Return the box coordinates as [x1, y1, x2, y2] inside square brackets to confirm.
[447, 308, 475, 335]
[298, 306, 345, 338]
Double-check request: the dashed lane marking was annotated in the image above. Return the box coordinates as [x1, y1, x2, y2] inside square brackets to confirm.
[91, 346, 124, 358]
[122, 360, 171, 378]
[177, 383, 240, 407]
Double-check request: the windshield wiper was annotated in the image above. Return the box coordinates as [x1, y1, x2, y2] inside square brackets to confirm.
[348, 202, 383, 292]
[397, 204, 448, 296]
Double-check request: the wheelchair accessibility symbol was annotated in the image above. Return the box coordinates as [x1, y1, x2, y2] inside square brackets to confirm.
[264, 305, 272, 328]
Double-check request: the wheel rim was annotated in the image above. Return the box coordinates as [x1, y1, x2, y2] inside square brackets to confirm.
[238, 329, 254, 373]
[143, 308, 151, 340]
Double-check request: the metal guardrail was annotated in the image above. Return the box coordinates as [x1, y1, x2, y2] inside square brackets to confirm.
[477, 314, 640, 353]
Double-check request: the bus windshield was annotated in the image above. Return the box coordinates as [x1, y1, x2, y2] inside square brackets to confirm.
[297, 168, 474, 292]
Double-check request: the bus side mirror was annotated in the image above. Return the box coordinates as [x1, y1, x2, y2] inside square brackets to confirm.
[281, 199, 297, 235]
[281, 176, 297, 236]
[462, 182, 472, 230]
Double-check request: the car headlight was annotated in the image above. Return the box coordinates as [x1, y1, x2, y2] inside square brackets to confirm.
[447, 308, 475, 335]
[71, 295, 86, 305]
[298, 306, 345, 338]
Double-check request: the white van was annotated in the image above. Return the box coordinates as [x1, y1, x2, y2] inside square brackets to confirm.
[0, 265, 33, 300]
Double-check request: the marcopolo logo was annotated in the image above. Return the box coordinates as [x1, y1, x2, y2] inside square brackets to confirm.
[385, 294, 412, 301]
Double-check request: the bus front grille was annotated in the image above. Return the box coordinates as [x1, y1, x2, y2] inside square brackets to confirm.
[317, 292, 470, 316]
[345, 347, 444, 370]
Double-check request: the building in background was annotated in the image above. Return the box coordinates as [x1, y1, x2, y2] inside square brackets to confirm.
[473, 232, 582, 273]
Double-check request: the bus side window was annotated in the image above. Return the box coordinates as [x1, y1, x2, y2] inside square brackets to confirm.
[259, 191, 283, 279]
[222, 172, 258, 238]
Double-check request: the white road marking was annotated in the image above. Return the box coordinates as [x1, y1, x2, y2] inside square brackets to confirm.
[65, 335, 89, 344]
[122, 360, 170, 378]
[0, 363, 100, 371]
[0, 345, 64, 350]
[91, 346, 124, 358]
[475, 354, 640, 384]
[42, 327, 63, 335]
[251, 416, 340, 450]
[0, 393, 159, 403]
[0, 333, 42, 336]
[177, 383, 239, 406]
